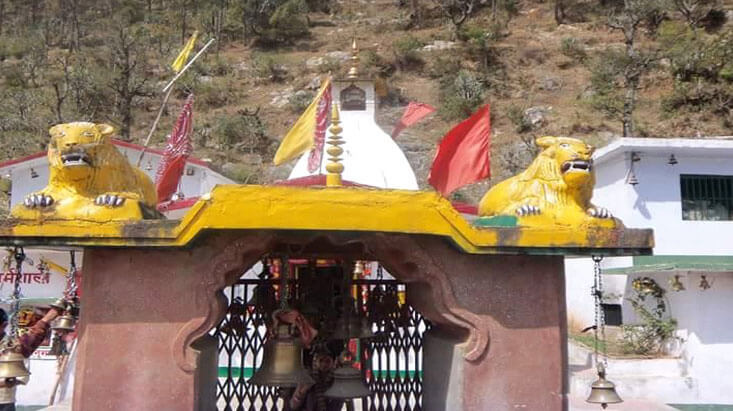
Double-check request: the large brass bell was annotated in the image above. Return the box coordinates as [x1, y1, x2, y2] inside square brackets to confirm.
[324, 364, 371, 399]
[51, 315, 76, 333]
[586, 363, 622, 409]
[332, 298, 374, 340]
[249, 324, 314, 387]
[0, 351, 30, 381]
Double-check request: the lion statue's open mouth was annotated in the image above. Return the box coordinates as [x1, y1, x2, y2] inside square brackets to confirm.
[61, 150, 92, 167]
[561, 160, 592, 174]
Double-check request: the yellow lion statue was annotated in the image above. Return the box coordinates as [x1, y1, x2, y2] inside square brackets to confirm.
[478, 136, 617, 228]
[11, 122, 159, 221]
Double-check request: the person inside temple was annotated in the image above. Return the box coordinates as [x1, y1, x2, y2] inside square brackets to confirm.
[286, 341, 345, 411]
[0, 299, 67, 411]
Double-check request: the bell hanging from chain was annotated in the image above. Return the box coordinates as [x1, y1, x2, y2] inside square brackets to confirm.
[324, 353, 371, 399]
[586, 363, 622, 409]
[332, 298, 374, 340]
[249, 324, 314, 387]
[51, 314, 76, 334]
[0, 351, 30, 380]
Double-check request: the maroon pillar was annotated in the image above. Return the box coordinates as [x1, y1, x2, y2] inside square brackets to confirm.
[73, 234, 273, 411]
[370, 236, 568, 411]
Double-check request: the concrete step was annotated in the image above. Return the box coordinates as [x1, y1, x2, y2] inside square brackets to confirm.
[569, 395, 678, 410]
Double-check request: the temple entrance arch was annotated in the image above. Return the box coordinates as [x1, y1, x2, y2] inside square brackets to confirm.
[188, 231, 476, 411]
[166, 230, 561, 411]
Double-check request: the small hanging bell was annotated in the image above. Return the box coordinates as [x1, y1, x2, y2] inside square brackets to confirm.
[0, 351, 30, 380]
[51, 315, 76, 334]
[586, 363, 622, 409]
[323, 364, 371, 399]
[249, 324, 314, 387]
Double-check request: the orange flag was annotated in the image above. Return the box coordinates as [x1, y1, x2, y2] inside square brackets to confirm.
[391, 101, 436, 139]
[428, 105, 490, 196]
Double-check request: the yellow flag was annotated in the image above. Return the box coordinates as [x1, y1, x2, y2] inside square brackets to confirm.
[171, 31, 198, 73]
[273, 77, 332, 165]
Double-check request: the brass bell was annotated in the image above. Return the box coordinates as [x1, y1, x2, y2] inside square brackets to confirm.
[332, 296, 375, 340]
[249, 324, 314, 387]
[51, 315, 76, 333]
[0, 352, 30, 380]
[332, 309, 374, 340]
[586, 363, 622, 409]
[324, 364, 371, 399]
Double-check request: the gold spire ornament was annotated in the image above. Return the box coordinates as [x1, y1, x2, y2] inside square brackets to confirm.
[326, 104, 344, 187]
[347, 38, 360, 81]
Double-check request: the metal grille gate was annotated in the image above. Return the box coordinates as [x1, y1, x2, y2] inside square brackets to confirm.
[213, 276, 430, 411]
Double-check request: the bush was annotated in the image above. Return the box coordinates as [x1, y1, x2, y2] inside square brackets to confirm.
[439, 70, 485, 121]
[620, 277, 678, 356]
[392, 35, 424, 70]
[252, 53, 288, 82]
[213, 110, 270, 154]
[560, 37, 588, 62]
[259, 0, 310, 45]
[288, 90, 314, 113]
[507, 105, 532, 133]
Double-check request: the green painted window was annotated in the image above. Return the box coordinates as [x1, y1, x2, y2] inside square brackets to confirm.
[680, 174, 733, 221]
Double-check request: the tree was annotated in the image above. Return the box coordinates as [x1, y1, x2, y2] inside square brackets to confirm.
[606, 0, 663, 136]
[107, 23, 154, 140]
[433, 0, 478, 35]
[671, 0, 719, 31]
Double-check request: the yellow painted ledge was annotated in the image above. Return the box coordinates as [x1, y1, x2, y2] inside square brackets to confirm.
[0, 185, 653, 254]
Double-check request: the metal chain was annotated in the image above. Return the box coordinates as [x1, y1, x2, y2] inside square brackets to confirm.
[67, 251, 78, 299]
[280, 256, 289, 310]
[11, 247, 25, 339]
[592, 255, 607, 367]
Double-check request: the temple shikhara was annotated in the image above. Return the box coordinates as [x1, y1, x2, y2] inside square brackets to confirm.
[0, 42, 654, 411]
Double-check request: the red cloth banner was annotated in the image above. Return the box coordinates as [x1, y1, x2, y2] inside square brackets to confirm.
[156, 94, 194, 205]
[307, 83, 332, 172]
[428, 105, 491, 196]
[391, 101, 436, 139]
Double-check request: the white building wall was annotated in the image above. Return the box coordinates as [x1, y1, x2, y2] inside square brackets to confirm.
[566, 141, 733, 405]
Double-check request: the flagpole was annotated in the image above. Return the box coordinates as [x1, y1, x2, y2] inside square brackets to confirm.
[136, 38, 216, 167]
[162, 38, 215, 93]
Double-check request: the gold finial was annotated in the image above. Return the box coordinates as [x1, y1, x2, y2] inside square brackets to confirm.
[347, 38, 360, 81]
[326, 104, 344, 187]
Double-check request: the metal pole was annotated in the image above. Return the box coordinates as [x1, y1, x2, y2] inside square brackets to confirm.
[136, 37, 216, 167]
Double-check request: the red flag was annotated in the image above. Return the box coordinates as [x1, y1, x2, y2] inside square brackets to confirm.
[391, 102, 436, 139]
[156, 94, 194, 205]
[428, 105, 490, 196]
[307, 83, 332, 172]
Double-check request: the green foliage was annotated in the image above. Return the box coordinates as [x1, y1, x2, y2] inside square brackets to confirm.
[252, 53, 288, 82]
[438, 70, 485, 121]
[507, 105, 532, 133]
[392, 35, 424, 70]
[658, 21, 733, 119]
[288, 91, 315, 114]
[560, 37, 588, 62]
[267, 0, 309, 39]
[621, 277, 678, 355]
[587, 48, 628, 120]
[213, 110, 270, 154]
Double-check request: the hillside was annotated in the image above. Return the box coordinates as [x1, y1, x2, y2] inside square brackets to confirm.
[0, 0, 731, 204]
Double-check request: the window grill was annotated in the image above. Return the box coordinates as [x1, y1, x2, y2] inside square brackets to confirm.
[213, 277, 430, 411]
[680, 174, 733, 221]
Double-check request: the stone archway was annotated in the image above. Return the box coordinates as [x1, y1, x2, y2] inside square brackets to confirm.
[74, 230, 567, 411]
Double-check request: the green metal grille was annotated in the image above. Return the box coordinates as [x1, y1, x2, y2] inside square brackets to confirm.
[680, 174, 733, 221]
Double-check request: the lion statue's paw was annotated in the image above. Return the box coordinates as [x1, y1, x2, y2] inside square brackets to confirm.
[95, 194, 126, 207]
[23, 193, 54, 208]
[515, 204, 541, 216]
[587, 207, 613, 219]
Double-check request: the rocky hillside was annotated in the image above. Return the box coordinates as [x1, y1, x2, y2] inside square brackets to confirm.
[0, 0, 731, 204]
